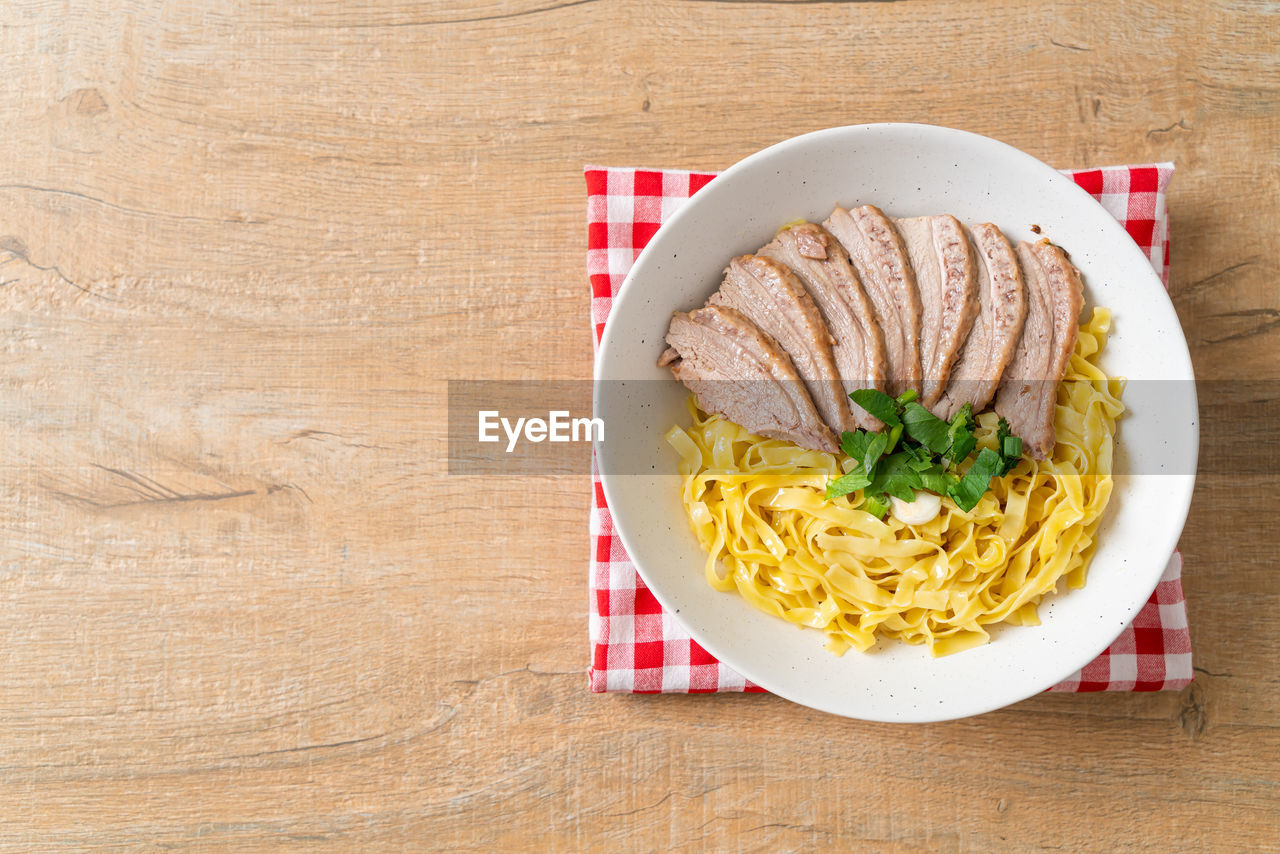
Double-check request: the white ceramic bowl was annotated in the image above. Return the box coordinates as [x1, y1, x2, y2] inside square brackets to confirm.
[594, 124, 1197, 722]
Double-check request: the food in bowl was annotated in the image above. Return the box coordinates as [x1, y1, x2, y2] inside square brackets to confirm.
[658, 205, 1124, 656]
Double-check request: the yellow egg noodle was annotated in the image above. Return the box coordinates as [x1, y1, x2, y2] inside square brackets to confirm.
[665, 308, 1125, 657]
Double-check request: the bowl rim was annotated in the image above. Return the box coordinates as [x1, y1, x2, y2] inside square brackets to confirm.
[593, 123, 1198, 721]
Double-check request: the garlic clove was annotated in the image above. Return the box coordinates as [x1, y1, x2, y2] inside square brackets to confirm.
[890, 490, 943, 525]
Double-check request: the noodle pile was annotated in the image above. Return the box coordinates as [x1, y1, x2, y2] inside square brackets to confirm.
[665, 308, 1125, 656]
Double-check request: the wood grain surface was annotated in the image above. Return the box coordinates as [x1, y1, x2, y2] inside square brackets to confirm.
[1, 0, 1277, 850]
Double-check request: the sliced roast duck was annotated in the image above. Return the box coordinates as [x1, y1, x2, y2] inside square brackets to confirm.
[659, 205, 1085, 460]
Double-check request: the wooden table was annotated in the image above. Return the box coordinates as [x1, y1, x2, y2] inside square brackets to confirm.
[1, 1, 1276, 850]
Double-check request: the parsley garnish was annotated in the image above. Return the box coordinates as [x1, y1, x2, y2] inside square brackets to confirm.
[947, 447, 1005, 511]
[828, 391, 1025, 515]
[901, 402, 951, 454]
[849, 389, 902, 427]
[824, 469, 871, 500]
[945, 403, 977, 464]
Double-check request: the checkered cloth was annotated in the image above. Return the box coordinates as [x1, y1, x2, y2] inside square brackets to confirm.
[587, 162, 1191, 695]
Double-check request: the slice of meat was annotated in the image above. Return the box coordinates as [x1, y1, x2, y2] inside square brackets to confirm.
[993, 240, 1084, 459]
[823, 205, 922, 397]
[894, 215, 978, 409]
[660, 305, 838, 453]
[756, 223, 888, 429]
[708, 254, 858, 435]
[935, 223, 1027, 420]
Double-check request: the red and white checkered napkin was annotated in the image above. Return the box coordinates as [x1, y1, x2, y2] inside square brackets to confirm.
[586, 163, 1191, 695]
